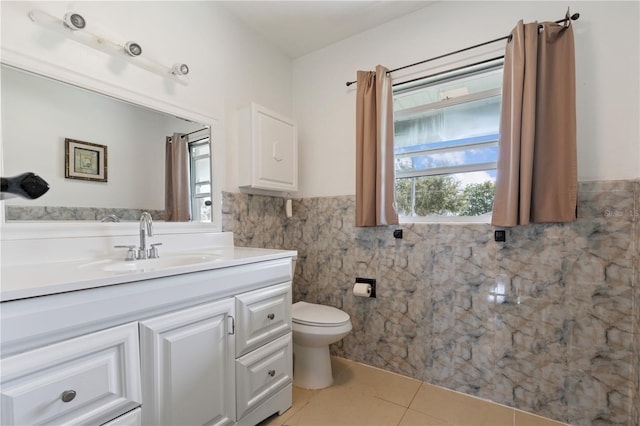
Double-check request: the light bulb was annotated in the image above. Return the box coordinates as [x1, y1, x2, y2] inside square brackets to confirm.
[124, 41, 142, 57]
[171, 63, 189, 76]
[63, 12, 86, 30]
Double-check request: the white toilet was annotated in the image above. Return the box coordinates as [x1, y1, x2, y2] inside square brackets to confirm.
[291, 301, 352, 389]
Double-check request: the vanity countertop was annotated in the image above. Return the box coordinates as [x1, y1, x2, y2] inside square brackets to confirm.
[1, 246, 296, 302]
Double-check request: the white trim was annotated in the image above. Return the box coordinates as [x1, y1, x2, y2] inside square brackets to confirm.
[394, 88, 501, 118]
[395, 139, 498, 159]
[397, 162, 497, 179]
[1, 47, 223, 235]
[0, 48, 212, 125]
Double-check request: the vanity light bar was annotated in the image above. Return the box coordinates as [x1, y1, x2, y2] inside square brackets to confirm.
[28, 9, 190, 84]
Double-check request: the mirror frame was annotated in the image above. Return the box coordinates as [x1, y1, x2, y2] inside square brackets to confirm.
[0, 47, 223, 239]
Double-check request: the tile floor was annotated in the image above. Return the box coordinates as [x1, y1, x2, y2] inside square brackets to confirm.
[260, 357, 567, 426]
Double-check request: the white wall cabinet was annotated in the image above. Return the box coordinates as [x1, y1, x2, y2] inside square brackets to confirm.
[239, 103, 298, 192]
[139, 299, 236, 426]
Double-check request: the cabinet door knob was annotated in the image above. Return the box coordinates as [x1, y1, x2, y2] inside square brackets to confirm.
[61, 390, 77, 403]
[268, 369, 276, 377]
[267, 313, 275, 320]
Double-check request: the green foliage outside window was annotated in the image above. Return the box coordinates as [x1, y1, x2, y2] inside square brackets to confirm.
[396, 177, 495, 217]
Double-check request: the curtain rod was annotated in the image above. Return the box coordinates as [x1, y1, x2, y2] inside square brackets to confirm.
[345, 12, 580, 87]
[166, 127, 210, 143]
[182, 127, 209, 137]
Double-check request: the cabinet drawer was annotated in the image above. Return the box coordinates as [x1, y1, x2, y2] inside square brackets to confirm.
[236, 333, 292, 419]
[235, 282, 292, 357]
[0, 323, 141, 426]
[102, 407, 142, 426]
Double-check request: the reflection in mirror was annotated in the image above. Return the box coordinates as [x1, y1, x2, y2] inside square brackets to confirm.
[1, 64, 213, 222]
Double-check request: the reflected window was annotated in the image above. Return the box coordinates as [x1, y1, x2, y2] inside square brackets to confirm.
[188, 139, 211, 222]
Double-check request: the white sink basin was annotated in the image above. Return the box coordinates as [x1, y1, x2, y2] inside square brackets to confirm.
[79, 254, 221, 273]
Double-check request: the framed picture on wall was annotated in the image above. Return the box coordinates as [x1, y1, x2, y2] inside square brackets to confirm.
[65, 138, 108, 182]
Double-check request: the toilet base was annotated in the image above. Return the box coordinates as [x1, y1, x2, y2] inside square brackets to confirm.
[293, 342, 334, 389]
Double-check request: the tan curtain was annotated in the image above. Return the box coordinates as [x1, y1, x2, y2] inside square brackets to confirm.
[165, 133, 190, 221]
[492, 18, 577, 227]
[355, 65, 399, 227]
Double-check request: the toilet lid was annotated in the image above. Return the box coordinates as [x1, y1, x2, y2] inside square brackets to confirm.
[292, 301, 350, 326]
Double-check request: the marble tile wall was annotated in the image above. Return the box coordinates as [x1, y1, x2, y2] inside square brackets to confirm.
[222, 179, 639, 426]
[5, 206, 166, 221]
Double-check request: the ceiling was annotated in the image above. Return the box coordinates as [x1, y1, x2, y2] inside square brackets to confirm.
[217, 1, 434, 59]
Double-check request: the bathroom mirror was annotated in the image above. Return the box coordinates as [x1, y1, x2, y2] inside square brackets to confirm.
[1, 64, 214, 223]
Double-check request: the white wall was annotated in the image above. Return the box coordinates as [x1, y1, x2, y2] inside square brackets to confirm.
[0, 0, 293, 197]
[292, 1, 640, 198]
[2, 1, 638, 203]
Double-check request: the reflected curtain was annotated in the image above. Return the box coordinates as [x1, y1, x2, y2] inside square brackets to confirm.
[355, 64, 399, 227]
[491, 17, 577, 226]
[165, 133, 190, 221]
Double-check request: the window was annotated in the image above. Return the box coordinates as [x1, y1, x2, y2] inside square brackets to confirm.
[393, 60, 503, 219]
[188, 139, 212, 222]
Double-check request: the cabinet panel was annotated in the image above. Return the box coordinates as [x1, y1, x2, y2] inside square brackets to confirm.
[0, 323, 140, 426]
[235, 282, 292, 357]
[255, 109, 296, 190]
[139, 299, 235, 426]
[240, 103, 297, 192]
[235, 333, 292, 419]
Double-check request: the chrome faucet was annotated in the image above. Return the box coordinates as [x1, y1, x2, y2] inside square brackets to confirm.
[113, 212, 162, 261]
[138, 212, 153, 259]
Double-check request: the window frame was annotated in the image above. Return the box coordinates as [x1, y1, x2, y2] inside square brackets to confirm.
[393, 60, 504, 221]
[188, 137, 212, 223]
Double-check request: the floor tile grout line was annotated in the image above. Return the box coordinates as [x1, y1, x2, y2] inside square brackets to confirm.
[405, 381, 424, 410]
[396, 407, 410, 426]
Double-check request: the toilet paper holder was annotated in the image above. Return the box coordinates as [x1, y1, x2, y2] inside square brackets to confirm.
[355, 277, 376, 298]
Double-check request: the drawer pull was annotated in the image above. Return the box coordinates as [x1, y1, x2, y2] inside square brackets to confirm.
[61, 390, 77, 403]
[268, 369, 276, 377]
[267, 313, 275, 320]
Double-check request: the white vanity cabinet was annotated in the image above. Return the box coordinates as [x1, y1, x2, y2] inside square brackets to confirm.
[0, 322, 141, 426]
[239, 103, 298, 192]
[1, 248, 296, 426]
[137, 282, 293, 426]
[139, 298, 236, 426]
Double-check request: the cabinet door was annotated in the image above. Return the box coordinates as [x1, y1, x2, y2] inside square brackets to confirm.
[252, 104, 297, 191]
[139, 299, 235, 426]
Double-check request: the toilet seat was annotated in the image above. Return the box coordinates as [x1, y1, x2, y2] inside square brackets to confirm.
[292, 301, 350, 327]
